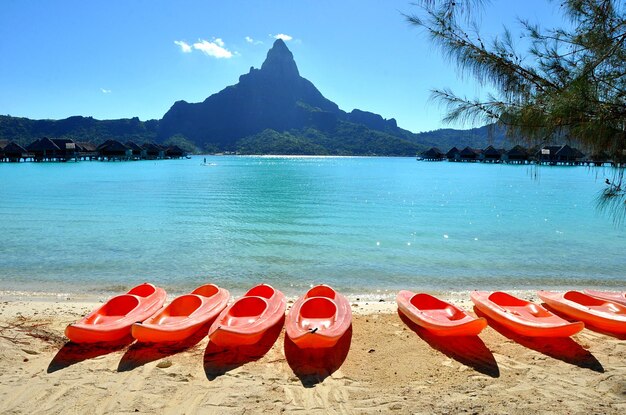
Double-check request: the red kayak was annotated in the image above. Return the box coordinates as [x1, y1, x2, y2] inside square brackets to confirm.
[397, 291, 486, 336]
[583, 290, 626, 306]
[538, 290, 626, 334]
[208, 284, 286, 347]
[131, 284, 230, 343]
[286, 285, 352, 348]
[471, 291, 583, 337]
[65, 283, 167, 343]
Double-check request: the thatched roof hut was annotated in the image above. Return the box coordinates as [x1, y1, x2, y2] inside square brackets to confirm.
[76, 141, 97, 152]
[446, 147, 460, 161]
[482, 145, 504, 161]
[506, 145, 529, 160]
[97, 140, 131, 158]
[142, 142, 165, 159]
[3, 141, 29, 161]
[27, 138, 61, 160]
[555, 144, 584, 161]
[165, 145, 186, 158]
[538, 145, 584, 162]
[460, 146, 481, 160]
[422, 147, 445, 161]
[125, 141, 144, 156]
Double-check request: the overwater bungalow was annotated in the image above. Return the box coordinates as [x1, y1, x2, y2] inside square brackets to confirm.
[27, 137, 61, 161]
[538, 144, 585, 165]
[2, 141, 29, 162]
[446, 147, 461, 161]
[503, 145, 530, 164]
[97, 140, 132, 160]
[481, 145, 505, 163]
[165, 145, 186, 159]
[421, 147, 445, 161]
[142, 142, 165, 159]
[75, 142, 98, 160]
[459, 146, 481, 162]
[50, 138, 79, 161]
[125, 141, 144, 160]
[0, 139, 9, 161]
[589, 151, 610, 167]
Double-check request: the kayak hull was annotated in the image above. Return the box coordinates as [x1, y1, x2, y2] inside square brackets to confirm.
[397, 291, 486, 336]
[208, 284, 286, 347]
[65, 283, 167, 343]
[471, 291, 583, 337]
[286, 285, 352, 348]
[538, 290, 626, 334]
[131, 284, 230, 343]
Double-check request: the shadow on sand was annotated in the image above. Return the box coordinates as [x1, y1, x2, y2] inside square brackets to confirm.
[284, 325, 352, 387]
[398, 311, 500, 378]
[117, 324, 211, 372]
[542, 304, 626, 341]
[474, 307, 604, 372]
[47, 335, 134, 373]
[203, 316, 285, 381]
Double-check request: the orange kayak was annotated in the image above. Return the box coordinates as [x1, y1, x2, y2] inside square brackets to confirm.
[208, 284, 286, 347]
[538, 291, 626, 334]
[583, 290, 626, 306]
[131, 284, 230, 343]
[471, 291, 583, 337]
[397, 291, 486, 336]
[65, 283, 167, 343]
[286, 285, 352, 348]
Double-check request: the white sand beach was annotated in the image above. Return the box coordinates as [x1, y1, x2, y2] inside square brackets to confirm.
[0, 295, 624, 414]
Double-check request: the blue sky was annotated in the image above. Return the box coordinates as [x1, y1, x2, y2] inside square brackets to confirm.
[0, 0, 565, 133]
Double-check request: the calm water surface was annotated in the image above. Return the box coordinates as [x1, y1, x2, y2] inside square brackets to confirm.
[0, 156, 623, 297]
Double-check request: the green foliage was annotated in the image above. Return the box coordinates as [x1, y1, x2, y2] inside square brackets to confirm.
[410, 0, 626, 221]
[0, 115, 158, 146]
[236, 122, 425, 156]
[237, 129, 329, 155]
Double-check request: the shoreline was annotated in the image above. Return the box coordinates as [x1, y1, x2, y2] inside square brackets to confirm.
[2, 287, 622, 307]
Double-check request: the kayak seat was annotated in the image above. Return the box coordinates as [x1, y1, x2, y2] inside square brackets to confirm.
[564, 291, 606, 306]
[298, 297, 336, 330]
[85, 295, 139, 324]
[410, 294, 467, 321]
[306, 285, 336, 299]
[128, 283, 157, 298]
[154, 295, 203, 325]
[488, 291, 528, 307]
[247, 285, 275, 299]
[564, 291, 624, 314]
[224, 296, 268, 326]
[192, 284, 219, 298]
[505, 305, 553, 319]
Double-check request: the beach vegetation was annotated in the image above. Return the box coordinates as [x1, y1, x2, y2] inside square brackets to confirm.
[409, 0, 626, 222]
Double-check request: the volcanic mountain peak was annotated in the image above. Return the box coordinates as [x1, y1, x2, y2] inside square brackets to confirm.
[260, 39, 300, 79]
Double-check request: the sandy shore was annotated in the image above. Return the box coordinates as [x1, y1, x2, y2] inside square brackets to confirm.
[0, 295, 624, 414]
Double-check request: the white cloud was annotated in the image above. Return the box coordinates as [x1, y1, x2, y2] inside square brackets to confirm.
[100, 88, 111, 94]
[245, 36, 263, 45]
[192, 39, 233, 59]
[174, 40, 192, 53]
[272, 33, 293, 41]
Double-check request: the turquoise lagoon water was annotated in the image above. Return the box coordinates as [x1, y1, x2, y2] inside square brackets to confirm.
[0, 156, 623, 297]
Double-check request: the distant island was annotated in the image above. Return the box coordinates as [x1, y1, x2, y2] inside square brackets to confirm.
[0, 40, 509, 156]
